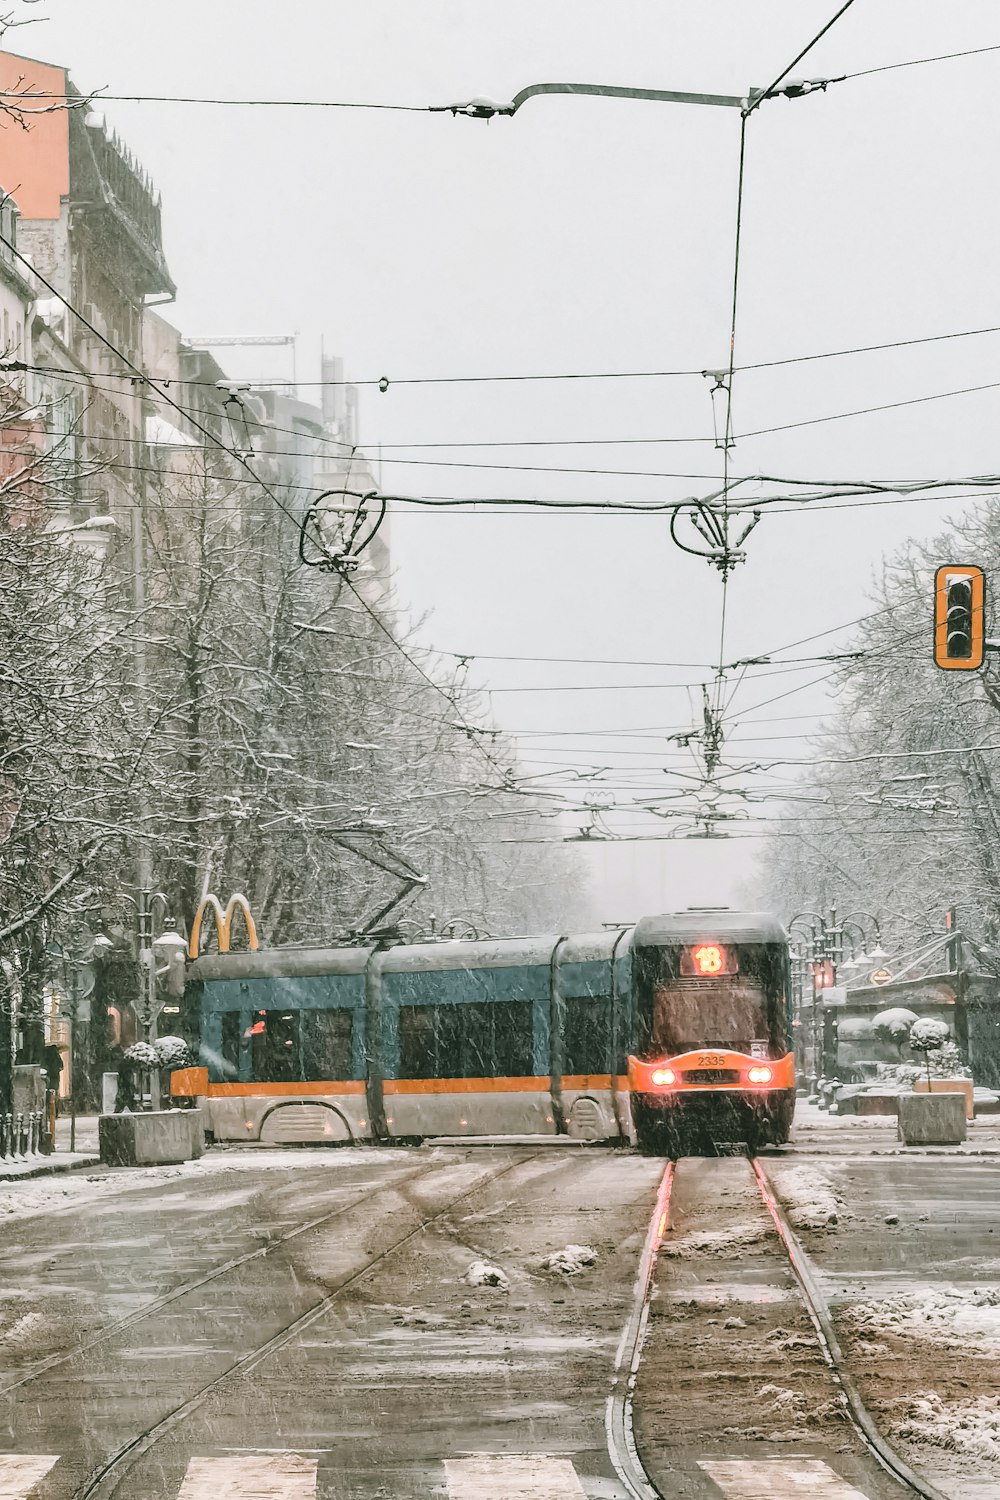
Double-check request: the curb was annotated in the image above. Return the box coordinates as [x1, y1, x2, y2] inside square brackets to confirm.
[0, 1154, 101, 1183]
[780, 1145, 1000, 1158]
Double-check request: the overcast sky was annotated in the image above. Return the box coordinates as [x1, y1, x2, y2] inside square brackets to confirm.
[17, 1, 1000, 921]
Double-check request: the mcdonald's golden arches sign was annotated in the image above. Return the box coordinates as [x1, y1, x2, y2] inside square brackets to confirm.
[188, 893, 259, 960]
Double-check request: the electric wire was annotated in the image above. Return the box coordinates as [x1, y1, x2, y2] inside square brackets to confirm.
[0, 250, 540, 806]
[745, 0, 857, 119]
[843, 42, 1000, 82]
[2, 34, 992, 111]
[13, 317, 1000, 389]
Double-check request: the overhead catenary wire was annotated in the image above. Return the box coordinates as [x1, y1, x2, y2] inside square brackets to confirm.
[12, 317, 1000, 390]
[843, 41, 1000, 82]
[705, 0, 860, 729]
[1, 31, 992, 112]
[0, 241, 548, 805]
[744, 0, 857, 119]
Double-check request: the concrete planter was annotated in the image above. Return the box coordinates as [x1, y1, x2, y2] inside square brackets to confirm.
[897, 1092, 966, 1145]
[853, 1091, 900, 1117]
[99, 1109, 204, 1167]
[913, 1076, 974, 1120]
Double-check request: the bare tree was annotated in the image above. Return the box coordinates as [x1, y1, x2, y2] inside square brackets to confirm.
[136, 450, 585, 947]
[755, 499, 1000, 954]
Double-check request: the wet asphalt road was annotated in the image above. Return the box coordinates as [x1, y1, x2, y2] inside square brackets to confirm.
[1, 1133, 999, 1498]
[0, 1146, 662, 1499]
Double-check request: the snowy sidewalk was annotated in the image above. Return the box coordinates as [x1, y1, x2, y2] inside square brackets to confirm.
[791, 1098, 1000, 1154]
[0, 1112, 100, 1182]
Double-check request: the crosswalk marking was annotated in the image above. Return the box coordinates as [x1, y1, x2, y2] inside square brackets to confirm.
[445, 1454, 587, 1498]
[698, 1458, 871, 1498]
[0, 1457, 59, 1499]
[176, 1454, 317, 1499]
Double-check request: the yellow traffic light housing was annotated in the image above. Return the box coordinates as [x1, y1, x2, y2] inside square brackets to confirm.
[934, 564, 985, 670]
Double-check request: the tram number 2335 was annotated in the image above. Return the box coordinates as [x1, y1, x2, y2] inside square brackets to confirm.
[696, 1053, 727, 1068]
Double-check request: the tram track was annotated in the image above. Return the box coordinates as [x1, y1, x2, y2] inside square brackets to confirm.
[752, 1157, 949, 1500]
[0, 1155, 446, 1401]
[612, 1154, 950, 1500]
[71, 1149, 551, 1500]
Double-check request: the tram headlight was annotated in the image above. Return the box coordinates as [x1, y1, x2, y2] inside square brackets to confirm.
[651, 1067, 676, 1087]
[747, 1065, 773, 1085]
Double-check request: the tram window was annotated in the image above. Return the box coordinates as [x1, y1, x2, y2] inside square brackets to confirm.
[217, 1011, 241, 1081]
[398, 1001, 533, 1079]
[399, 1005, 435, 1078]
[563, 996, 611, 1075]
[250, 1010, 299, 1082]
[489, 1001, 533, 1076]
[652, 983, 770, 1054]
[300, 1008, 354, 1081]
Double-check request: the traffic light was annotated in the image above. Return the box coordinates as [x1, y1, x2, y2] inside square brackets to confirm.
[934, 564, 985, 670]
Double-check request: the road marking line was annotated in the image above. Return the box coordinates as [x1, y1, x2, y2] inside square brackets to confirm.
[698, 1458, 871, 1498]
[445, 1454, 587, 1498]
[176, 1454, 317, 1499]
[0, 1456, 59, 1498]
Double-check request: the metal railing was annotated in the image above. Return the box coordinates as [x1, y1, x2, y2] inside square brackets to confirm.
[0, 1110, 46, 1160]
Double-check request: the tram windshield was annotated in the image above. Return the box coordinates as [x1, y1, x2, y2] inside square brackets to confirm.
[652, 981, 771, 1055]
[637, 939, 790, 1057]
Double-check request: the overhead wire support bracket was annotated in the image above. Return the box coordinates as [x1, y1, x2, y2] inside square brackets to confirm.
[669, 501, 761, 577]
[432, 77, 842, 120]
[298, 485, 387, 576]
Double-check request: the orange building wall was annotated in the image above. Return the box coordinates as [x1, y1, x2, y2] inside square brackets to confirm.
[0, 51, 70, 219]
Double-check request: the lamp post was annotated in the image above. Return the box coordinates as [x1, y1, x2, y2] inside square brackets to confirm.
[789, 911, 829, 1093]
[63, 960, 81, 1154]
[113, 890, 180, 1110]
[789, 907, 883, 1092]
[55, 937, 110, 1152]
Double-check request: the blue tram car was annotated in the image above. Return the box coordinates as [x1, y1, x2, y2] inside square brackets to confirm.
[175, 909, 793, 1154]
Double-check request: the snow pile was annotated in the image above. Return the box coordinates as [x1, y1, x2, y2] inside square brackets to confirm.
[154, 1035, 193, 1069]
[663, 1222, 767, 1257]
[758, 1382, 806, 1419]
[873, 1045, 969, 1086]
[767, 1327, 816, 1354]
[872, 1007, 920, 1047]
[844, 1287, 1000, 1347]
[890, 1391, 1000, 1463]
[464, 1260, 509, 1291]
[909, 1018, 951, 1049]
[123, 1041, 159, 1068]
[542, 1244, 597, 1276]
[767, 1165, 843, 1231]
[1, 1310, 44, 1351]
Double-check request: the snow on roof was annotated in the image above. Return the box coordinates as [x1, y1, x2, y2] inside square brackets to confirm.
[145, 412, 195, 447]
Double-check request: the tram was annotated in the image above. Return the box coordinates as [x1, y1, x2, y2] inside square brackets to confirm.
[171, 909, 793, 1154]
[628, 911, 795, 1155]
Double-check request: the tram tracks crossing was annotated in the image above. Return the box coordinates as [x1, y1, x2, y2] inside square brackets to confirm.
[0, 1145, 959, 1499]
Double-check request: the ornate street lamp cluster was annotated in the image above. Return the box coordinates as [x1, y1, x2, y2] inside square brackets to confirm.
[788, 907, 885, 1092]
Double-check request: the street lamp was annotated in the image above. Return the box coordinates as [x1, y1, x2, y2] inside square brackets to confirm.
[56, 936, 110, 1153]
[112, 890, 182, 1110]
[788, 906, 884, 1091]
